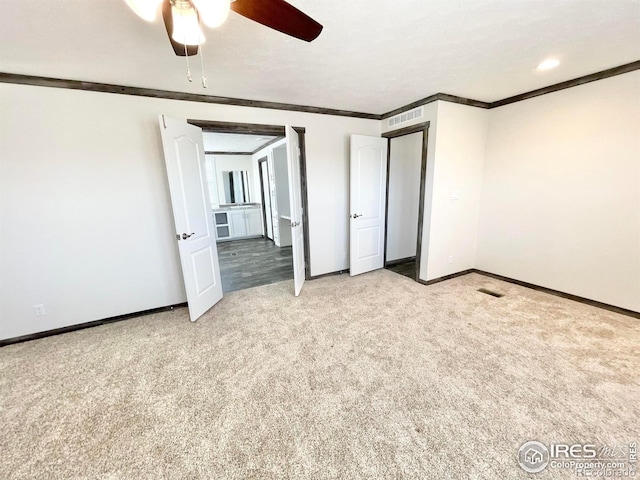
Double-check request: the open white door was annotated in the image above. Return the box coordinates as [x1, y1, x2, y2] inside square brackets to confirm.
[349, 135, 388, 276]
[285, 126, 306, 296]
[159, 115, 223, 321]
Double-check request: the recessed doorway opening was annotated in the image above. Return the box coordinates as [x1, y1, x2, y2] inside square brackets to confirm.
[382, 122, 429, 282]
[189, 120, 310, 294]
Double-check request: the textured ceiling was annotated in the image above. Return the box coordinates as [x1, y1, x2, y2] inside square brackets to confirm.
[1, 0, 639, 114]
[202, 132, 279, 152]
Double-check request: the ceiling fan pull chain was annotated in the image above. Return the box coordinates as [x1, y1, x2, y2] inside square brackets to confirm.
[198, 42, 207, 88]
[184, 48, 193, 82]
[178, 5, 193, 82]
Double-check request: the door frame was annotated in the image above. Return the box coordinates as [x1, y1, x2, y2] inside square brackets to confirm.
[381, 121, 430, 282]
[188, 120, 312, 281]
[257, 156, 272, 239]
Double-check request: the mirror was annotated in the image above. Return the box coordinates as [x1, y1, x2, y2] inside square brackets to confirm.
[222, 170, 250, 204]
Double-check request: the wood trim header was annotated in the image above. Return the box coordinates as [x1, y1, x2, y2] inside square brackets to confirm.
[204, 151, 252, 155]
[188, 120, 287, 136]
[381, 121, 430, 138]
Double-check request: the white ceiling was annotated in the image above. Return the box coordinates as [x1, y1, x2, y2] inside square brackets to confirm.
[1, 1, 639, 114]
[202, 132, 280, 152]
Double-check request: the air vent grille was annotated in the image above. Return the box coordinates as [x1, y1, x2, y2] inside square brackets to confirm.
[388, 106, 423, 127]
[477, 288, 504, 298]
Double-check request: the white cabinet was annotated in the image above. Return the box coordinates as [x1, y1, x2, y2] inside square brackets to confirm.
[213, 206, 263, 241]
[214, 212, 231, 240]
[245, 208, 263, 237]
[228, 211, 247, 238]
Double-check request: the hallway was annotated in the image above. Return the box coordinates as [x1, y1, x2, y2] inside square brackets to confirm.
[217, 238, 293, 293]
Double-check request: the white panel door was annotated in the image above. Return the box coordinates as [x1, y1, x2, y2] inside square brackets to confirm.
[350, 135, 388, 276]
[159, 115, 223, 322]
[285, 126, 306, 296]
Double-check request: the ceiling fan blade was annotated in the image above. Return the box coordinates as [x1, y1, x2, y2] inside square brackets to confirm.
[231, 0, 323, 42]
[162, 0, 199, 56]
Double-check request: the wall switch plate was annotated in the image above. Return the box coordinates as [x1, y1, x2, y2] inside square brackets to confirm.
[450, 189, 460, 200]
[448, 255, 454, 264]
[33, 304, 46, 316]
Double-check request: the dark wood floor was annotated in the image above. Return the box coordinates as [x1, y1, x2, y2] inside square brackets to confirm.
[217, 237, 293, 293]
[386, 259, 416, 280]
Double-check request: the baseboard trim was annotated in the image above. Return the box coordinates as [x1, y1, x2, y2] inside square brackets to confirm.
[308, 269, 350, 280]
[385, 256, 416, 267]
[4, 268, 636, 346]
[416, 269, 475, 286]
[0, 303, 188, 347]
[416, 268, 639, 319]
[472, 270, 640, 319]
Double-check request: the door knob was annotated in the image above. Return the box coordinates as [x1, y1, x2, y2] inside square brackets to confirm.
[351, 214, 362, 219]
[182, 232, 195, 240]
[290, 221, 300, 227]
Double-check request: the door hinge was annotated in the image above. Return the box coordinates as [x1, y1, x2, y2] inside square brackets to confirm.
[176, 234, 180, 240]
[162, 115, 167, 129]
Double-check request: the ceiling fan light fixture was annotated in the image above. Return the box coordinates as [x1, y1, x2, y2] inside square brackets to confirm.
[171, 4, 206, 46]
[124, 0, 163, 22]
[192, 0, 231, 28]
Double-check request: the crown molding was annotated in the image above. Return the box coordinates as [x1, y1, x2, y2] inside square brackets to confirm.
[381, 60, 640, 119]
[2, 60, 639, 123]
[490, 60, 640, 108]
[0, 72, 380, 120]
[382, 93, 490, 119]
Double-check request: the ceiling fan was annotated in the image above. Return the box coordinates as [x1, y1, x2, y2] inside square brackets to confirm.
[125, 0, 323, 57]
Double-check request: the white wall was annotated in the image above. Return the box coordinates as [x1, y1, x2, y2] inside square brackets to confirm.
[386, 132, 422, 262]
[204, 154, 220, 208]
[477, 71, 640, 311]
[383, 101, 489, 282]
[0, 83, 379, 340]
[424, 102, 489, 280]
[382, 102, 439, 281]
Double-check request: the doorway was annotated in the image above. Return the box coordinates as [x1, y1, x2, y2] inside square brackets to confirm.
[258, 157, 273, 239]
[189, 120, 311, 294]
[382, 122, 429, 282]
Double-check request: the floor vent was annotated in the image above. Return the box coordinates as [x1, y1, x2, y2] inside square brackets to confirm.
[477, 288, 504, 298]
[388, 106, 423, 128]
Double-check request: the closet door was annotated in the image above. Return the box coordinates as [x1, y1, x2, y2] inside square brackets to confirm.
[349, 135, 388, 276]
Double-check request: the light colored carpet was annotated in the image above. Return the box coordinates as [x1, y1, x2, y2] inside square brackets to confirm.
[1, 270, 638, 479]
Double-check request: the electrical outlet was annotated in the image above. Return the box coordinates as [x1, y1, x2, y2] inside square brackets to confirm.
[448, 255, 454, 264]
[33, 304, 46, 316]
